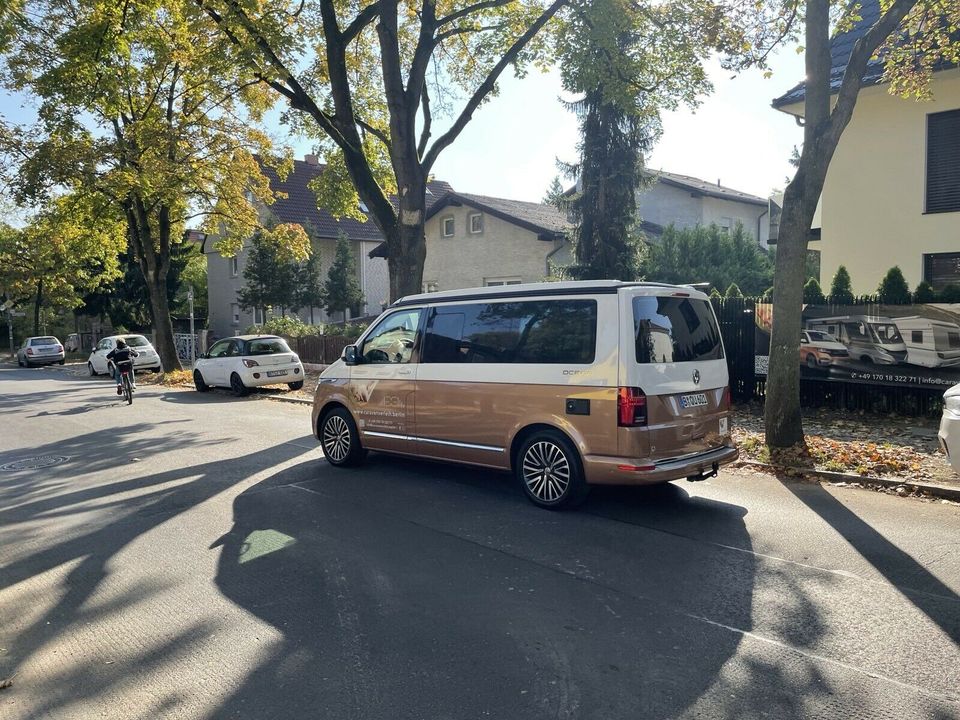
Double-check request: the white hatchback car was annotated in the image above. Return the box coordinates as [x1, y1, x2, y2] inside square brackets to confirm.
[193, 335, 304, 396]
[88, 335, 163, 376]
[940, 383, 960, 475]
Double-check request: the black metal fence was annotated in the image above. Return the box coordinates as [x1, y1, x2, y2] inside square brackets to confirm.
[711, 297, 948, 417]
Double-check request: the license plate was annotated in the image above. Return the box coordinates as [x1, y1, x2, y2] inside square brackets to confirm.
[680, 392, 708, 409]
[266, 370, 287, 377]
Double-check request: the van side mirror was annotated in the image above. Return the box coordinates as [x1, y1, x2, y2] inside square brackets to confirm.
[343, 345, 359, 366]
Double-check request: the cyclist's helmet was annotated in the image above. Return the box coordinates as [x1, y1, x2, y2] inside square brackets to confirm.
[116, 339, 127, 349]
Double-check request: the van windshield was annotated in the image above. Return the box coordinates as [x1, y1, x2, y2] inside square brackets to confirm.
[633, 296, 723, 364]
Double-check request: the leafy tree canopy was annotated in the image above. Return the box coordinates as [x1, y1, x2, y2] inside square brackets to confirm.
[877, 265, 911, 304]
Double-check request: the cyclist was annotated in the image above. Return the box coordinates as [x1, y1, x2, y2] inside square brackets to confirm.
[106, 339, 139, 395]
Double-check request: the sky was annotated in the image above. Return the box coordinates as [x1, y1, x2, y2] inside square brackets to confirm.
[1, 41, 807, 208]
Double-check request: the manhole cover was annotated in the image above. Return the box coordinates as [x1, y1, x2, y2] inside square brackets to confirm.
[0, 455, 70, 471]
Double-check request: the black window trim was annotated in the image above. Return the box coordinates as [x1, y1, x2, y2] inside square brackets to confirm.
[925, 108, 960, 215]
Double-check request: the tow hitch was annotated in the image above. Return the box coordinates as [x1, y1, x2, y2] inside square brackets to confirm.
[686, 462, 719, 482]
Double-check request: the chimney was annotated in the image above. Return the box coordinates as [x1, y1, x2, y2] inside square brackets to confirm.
[717, 178, 721, 187]
[304, 153, 320, 165]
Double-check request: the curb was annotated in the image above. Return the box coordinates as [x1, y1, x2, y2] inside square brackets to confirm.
[263, 394, 313, 407]
[735, 460, 960, 502]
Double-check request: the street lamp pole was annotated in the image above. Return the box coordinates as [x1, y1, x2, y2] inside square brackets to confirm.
[188, 287, 196, 368]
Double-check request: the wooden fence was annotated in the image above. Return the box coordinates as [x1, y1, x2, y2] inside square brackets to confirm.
[282, 334, 354, 365]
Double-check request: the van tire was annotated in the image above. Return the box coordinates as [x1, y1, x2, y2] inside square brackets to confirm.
[320, 408, 364, 467]
[516, 430, 588, 509]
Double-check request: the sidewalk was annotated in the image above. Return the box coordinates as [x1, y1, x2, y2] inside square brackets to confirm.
[732, 403, 958, 496]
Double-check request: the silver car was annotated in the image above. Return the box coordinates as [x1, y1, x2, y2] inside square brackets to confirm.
[17, 336, 65, 367]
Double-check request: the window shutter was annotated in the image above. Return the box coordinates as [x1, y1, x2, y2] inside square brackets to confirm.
[926, 109, 960, 213]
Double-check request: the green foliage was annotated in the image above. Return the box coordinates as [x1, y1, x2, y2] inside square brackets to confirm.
[237, 233, 323, 317]
[725, 283, 744, 298]
[245, 316, 314, 338]
[175, 250, 209, 319]
[877, 266, 911, 304]
[543, 176, 566, 208]
[938, 284, 960, 303]
[913, 280, 936, 303]
[829, 265, 855, 305]
[323, 233, 365, 323]
[642, 223, 773, 296]
[761, 287, 774, 301]
[0, 193, 126, 331]
[709, 287, 723, 299]
[803, 278, 826, 304]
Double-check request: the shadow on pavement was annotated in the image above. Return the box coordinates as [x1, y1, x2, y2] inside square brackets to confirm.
[208, 457, 760, 719]
[779, 475, 960, 645]
[0, 436, 314, 718]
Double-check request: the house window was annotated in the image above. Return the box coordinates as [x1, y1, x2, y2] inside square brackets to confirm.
[441, 216, 455, 238]
[230, 257, 239, 277]
[469, 212, 483, 234]
[924, 252, 960, 291]
[231, 303, 240, 325]
[719, 217, 732, 235]
[484, 277, 523, 286]
[926, 109, 960, 213]
[422, 281, 439, 293]
[254, 307, 265, 324]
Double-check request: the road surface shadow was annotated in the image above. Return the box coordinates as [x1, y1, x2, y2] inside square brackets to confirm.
[0, 436, 314, 718]
[779, 474, 960, 645]
[208, 457, 761, 719]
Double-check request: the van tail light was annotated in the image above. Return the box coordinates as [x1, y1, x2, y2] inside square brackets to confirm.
[722, 386, 732, 411]
[618, 387, 647, 427]
[242, 359, 259, 368]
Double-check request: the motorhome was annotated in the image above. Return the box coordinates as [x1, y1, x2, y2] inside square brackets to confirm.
[805, 315, 907, 365]
[312, 280, 737, 509]
[892, 316, 960, 368]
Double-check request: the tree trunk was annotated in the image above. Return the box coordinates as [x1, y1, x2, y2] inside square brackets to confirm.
[145, 273, 179, 371]
[385, 175, 428, 301]
[764, 178, 814, 447]
[33, 278, 43, 335]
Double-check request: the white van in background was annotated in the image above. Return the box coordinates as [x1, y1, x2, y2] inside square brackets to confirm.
[894, 317, 960, 368]
[312, 280, 737, 509]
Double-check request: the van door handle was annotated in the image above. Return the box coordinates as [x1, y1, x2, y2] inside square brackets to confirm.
[397, 369, 413, 376]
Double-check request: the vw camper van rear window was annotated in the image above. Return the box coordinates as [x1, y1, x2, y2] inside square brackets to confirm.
[634, 296, 723, 364]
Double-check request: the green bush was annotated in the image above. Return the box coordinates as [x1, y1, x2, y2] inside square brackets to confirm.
[938, 284, 960, 303]
[245, 316, 316, 338]
[829, 265, 854, 304]
[913, 281, 936, 303]
[709, 287, 723, 299]
[877, 266, 911, 304]
[761, 286, 773, 301]
[724, 283, 744, 298]
[803, 278, 826, 304]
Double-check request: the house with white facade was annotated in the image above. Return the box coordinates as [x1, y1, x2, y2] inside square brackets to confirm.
[772, 0, 960, 295]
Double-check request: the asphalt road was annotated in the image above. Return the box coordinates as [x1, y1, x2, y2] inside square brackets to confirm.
[1, 363, 959, 720]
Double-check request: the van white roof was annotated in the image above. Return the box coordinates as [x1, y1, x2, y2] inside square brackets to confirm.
[394, 280, 708, 307]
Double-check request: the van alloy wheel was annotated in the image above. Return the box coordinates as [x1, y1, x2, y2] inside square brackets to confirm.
[320, 408, 364, 467]
[516, 430, 588, 509]
[522, 440, 572, 503]
[323, 415, 352, 463]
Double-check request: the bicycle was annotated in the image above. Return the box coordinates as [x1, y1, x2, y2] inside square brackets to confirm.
[117, 364, 134, 405]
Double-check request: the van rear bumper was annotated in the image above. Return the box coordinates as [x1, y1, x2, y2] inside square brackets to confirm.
[583, 444, 739, 485]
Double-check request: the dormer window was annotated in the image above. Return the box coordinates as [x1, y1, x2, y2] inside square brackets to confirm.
[469, 212, 483, 234]
[441, 216, 455, 237]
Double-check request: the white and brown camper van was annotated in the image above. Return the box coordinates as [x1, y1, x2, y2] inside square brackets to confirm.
[311, 280, 737, 508]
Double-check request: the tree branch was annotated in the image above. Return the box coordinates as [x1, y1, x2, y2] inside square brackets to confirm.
[358, 118, 391, 148]
[342, 3, 380, 42]
[437, 0, 513, 27]
[424, 0, 569, 172]
[417, 82, 432, 159]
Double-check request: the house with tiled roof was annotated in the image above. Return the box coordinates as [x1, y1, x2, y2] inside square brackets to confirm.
[407, 191, 574, 292]
[773, 0, 960, 294]
[205, 154, 453, 337]
[636, 170, 773, 247]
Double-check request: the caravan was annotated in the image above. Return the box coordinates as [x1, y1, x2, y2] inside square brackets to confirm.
[805, 315, 907, 365]
[893, 317, 960, 368]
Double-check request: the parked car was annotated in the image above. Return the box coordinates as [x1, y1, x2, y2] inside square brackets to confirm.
[17, 336, 65, 367]
[799, 330, 849, 368]
[312, 280, 737, 509]
[940, 383, 960, 475]
[193, 335, 304, 396]
[88, 335, 163, 376]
